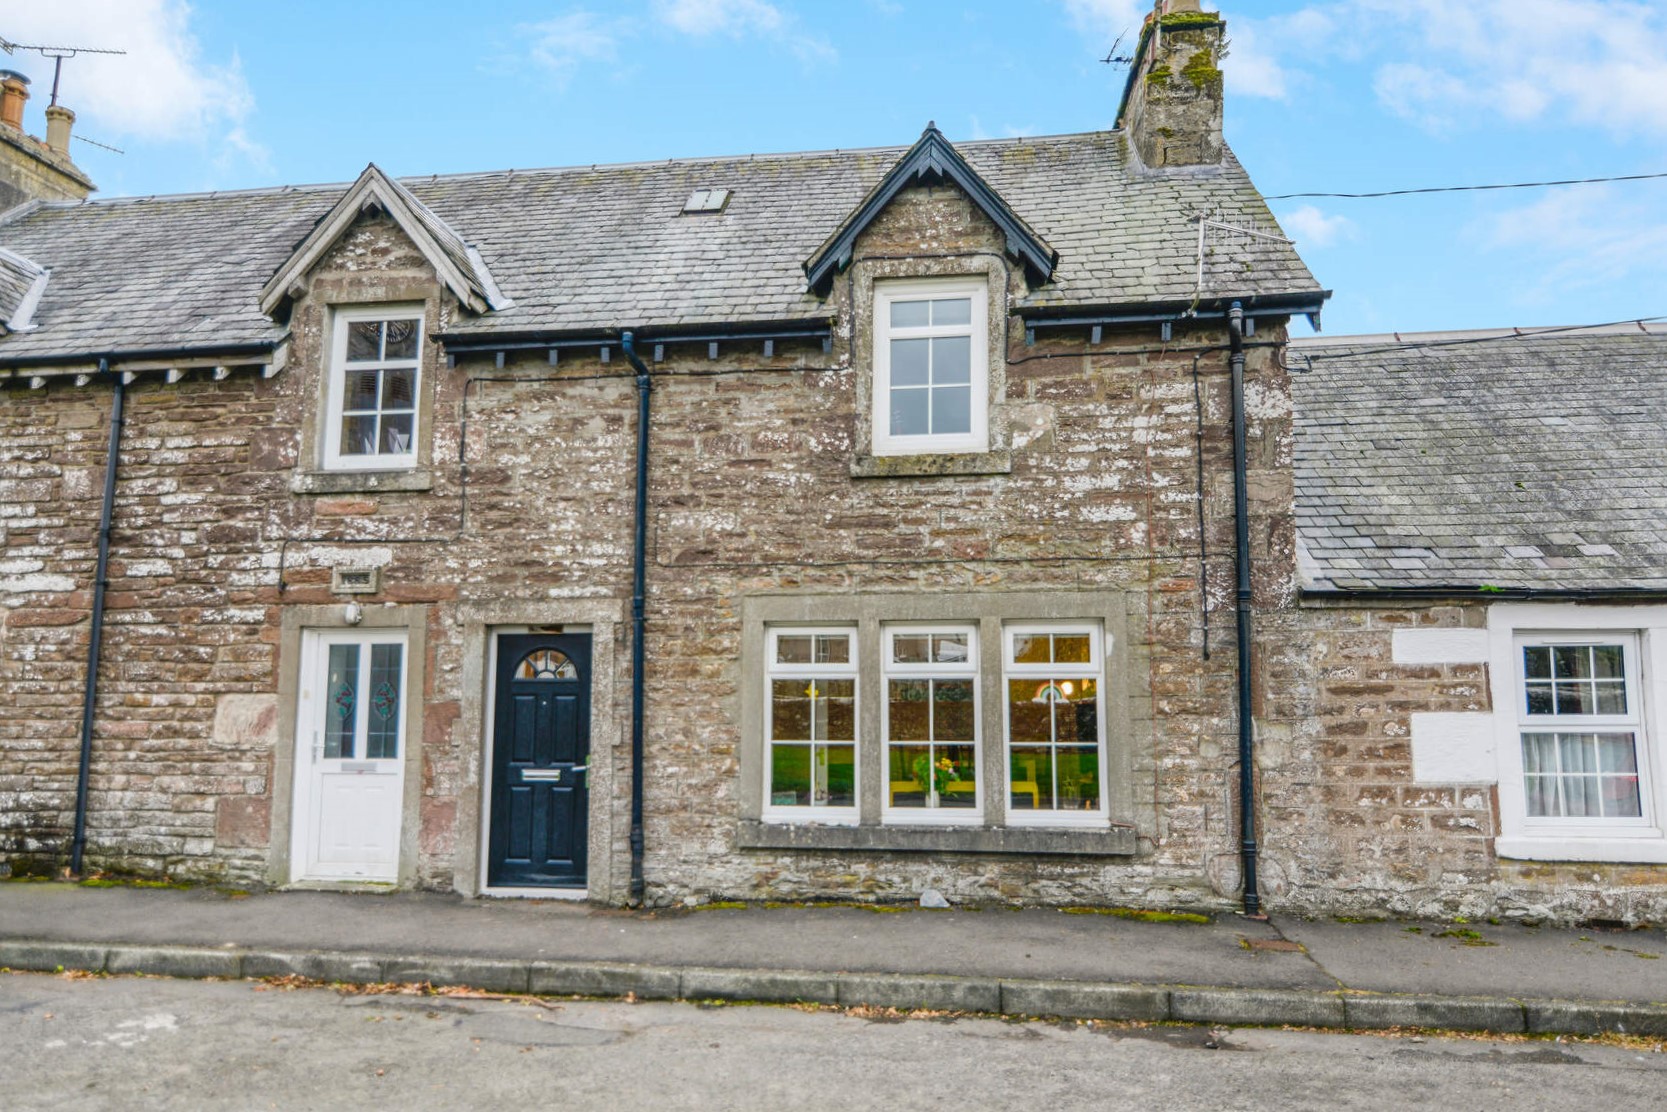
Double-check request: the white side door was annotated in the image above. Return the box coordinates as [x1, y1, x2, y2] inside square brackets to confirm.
[291, 630, 408, 882]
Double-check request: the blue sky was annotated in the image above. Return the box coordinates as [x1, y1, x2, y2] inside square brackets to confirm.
[6, 0, 1665, 336]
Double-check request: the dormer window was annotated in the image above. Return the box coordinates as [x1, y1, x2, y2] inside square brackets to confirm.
[324, 306, 423, 471]
[872, 278, 988, 456]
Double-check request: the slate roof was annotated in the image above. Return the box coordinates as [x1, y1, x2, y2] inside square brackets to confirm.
[1292, 326, 1667, 593]
[0, 129, 1320, 365]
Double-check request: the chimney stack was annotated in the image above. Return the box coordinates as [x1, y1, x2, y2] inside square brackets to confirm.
[44, 105, 74, 155]
[1118, 0, 1226, 169]
[0, 68, 95, 207]
[0, 71, 28, 131]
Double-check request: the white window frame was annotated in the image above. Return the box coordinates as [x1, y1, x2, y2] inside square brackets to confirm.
[762, 626, 860, 825]
[881, 623, 981, 826]
[1002, 622, 1109, 828]
[872, 277, 988, 456]
[323, 304, 424, 472]
[1489, 603, 1667, 863]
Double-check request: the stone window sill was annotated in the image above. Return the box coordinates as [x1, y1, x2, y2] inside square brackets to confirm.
[290, 468, 434, 495]
[735, 819, 1136, 856]
[850, 450, 1011, 478]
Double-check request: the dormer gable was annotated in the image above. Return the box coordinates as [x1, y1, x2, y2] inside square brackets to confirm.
[0, 244, 48, 333]
[259, 163, 511, 318]
[802, 124, 1058, 296]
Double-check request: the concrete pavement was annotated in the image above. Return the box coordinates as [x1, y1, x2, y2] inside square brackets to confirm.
[1, 881, 1663, 1036]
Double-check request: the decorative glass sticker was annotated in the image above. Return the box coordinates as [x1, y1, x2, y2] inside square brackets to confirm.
[366, 643, 402, 759]
[516, 648, 578, 680]
[324, 643, 358, 759]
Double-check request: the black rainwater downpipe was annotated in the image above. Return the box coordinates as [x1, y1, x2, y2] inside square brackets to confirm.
[70, 359, 122, 875]
[620, 332, 652, 905]
[1228, 303, 1261, 917]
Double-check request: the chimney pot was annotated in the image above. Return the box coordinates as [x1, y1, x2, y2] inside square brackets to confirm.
[0, 71, 29, 131]
[44, 105, 74, 156]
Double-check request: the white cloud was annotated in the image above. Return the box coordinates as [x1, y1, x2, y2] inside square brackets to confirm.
[1256, 1, 1667, 135]
[1, 0, 259, 160]
[652, 0, 834, 62]
[1279, 205, 1356, 248]
[1470, 184, 1667, 302]
[521, 10, 626, 88]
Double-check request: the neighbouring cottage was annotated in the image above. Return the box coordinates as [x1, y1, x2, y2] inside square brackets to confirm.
[1, 1, 1663, 925]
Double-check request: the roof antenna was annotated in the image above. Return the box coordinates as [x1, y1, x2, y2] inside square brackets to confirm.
[1101, 30, 1134, 68]
[0, 34, 127, 106]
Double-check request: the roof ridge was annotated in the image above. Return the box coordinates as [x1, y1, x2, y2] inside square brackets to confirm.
[1293, 321, 1667, 347]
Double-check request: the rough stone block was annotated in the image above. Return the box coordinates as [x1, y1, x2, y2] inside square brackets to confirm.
[382, 956, 529, 994]
[106, 945, 242, 979]
[1525, 999, 1667, 1037]
[1000, 979, 1170, 1021]
[528, 961, 681, 999]
[681, 966, 839, 1005]
[1344, 994, 1525, 1033]
[0, 940, 108, 973]
[837, 973, 1002, 1014]
[1170, 987, 1346, 1028]
[241, 950, 386, 984]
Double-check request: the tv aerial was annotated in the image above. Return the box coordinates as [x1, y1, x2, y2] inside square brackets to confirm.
[1100, 31, 1133, 68]
[0, 34, 127, 152]
[0, 34, 126, 107]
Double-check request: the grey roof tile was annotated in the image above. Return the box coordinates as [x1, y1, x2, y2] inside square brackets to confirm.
[0, 130, 1318, 363]
[1293, 328, 1667, 592]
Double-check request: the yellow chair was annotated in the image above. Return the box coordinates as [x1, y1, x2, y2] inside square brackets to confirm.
[1009, 758, 1041, 808]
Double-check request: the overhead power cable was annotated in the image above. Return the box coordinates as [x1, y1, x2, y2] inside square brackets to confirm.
[1266, 170, 1667, 201]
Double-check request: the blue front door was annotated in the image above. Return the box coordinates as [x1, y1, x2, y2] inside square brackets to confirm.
[488, 634, 591, 889]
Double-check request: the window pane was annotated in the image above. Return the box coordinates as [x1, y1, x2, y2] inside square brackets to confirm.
[343, 369, 380, 412]
[1056, 748, 1100, 810]
[890, 299, 930, 328]
[347, 320, 381, 362]
[771, 680, 811, 741]
[1010, 747, 1051, 809]
[891, 338, 930, 386]
[1012, 635, 1050, 664]
[1560, 733, 1595, 774]
[934, 679, 976, 740]
[932, 385, 971, 435]
[931, 297, 971, 326]
[1595, 681, 1627, 715]
[1591, 644, 1625, 679]
[889, 744, 930, 808]
[821, 745, 855, 808]
[381, 413, 414, 454]
[1059, 678, 1098, 743]
[938, 743, 977, 808]
[1008, 680, 1053, 743]
[1597, 732, 1638, 774]
[932, 634, 970, 663]
[770, 744, 811, 806]
[1522, 646, 1551, 679]
[776, 636, 812, 664]
[890, 387, 930, 437]
[1553, 683, 1588, 715]
[1553, 646, 1588, 679]
[324, 644, 359, 759]
[813, 635, 850, 665]
[822, 679, 856, 742]
[382, 368, 416, 410]
[889, 680, 932, 742]
[366, 643, 402, 759]
[1524, 683, 1554, 716]
[1607, 774, 1642, 819]
[383, 319, 418, 360]
[341, 415, 378, 456]
[1054, 635, 1092, 664]
[930, 336, 971, 384]
[893, 634, 931, 665]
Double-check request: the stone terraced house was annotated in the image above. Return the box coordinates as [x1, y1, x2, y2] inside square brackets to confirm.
[2, 2, 1664, 923]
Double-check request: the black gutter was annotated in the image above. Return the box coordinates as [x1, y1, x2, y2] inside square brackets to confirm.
[0, 341, 277, 373]
[1228, 302, 1261, 918]
[70, 360, 123, 875]
[620, 332, 653, 905]
[437, 321, 834, 356]
[1021, 292, 1331, 332]
[1303, 586, 1667, 604]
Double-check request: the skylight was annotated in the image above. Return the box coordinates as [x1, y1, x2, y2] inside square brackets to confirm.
[682, 188, 730, 214]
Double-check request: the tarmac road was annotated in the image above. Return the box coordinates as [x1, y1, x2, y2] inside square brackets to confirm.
[2, 971, 1664, 1111]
